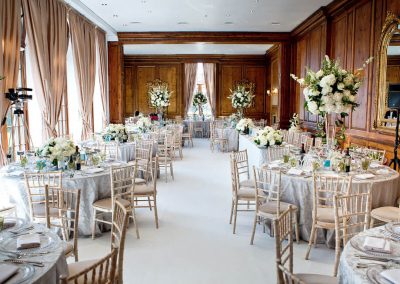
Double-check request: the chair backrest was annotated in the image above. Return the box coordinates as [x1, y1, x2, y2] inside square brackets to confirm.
[364, 148, 386, 165]
[268, 146, 290, 162]
[231, 150, 250, 181]
[314, 137, 323, 148]
[280, 129, 288, 143]
[60, 248, 118, 284]
[102, 142, 119, 160]
[253, 167, 282, 215]
[110, 164, 137, 208]
[44, 186, 80, 252]
[312, 174, 352, 220]
[187, 122, 194, 135]
[305, 137, 314, 151]
[111, 199, 129, 284]
[334, 190, 371, 245]
[277, 265, 306, 284]
[24, 172, 63, 221]
[229, 157, 239, 195]
[135, 140, 154, 182]
[274, 205, 296, 284]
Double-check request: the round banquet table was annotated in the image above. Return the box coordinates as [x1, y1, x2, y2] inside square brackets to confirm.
[183, 120, 211, 138]
[0, 163, 122, 236]
[0, 219, 68, 284]
[215, 128, 239, 152]
[338, 226, 400, 284]
[275, 167, 400, 246]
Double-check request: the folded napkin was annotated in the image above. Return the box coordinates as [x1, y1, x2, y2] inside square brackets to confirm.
[3, 219, 16, 229]
[270, 159, 282, 165]
[376, 169, 390, 175]
[83, 167, 104, 174]
[370, 163, 381, 169]
[17, 233, 41, 250]
[354, 173, 375, 180]
[363, 236, 391, 253]
[0, 263, 19, 284]
[287, 168, 303, 176]
[381, 269, 400, 284]
[269, 164, 281, 169]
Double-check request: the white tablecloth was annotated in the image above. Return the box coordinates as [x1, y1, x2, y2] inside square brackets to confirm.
[183, 120, 211, 138]
[0, 220, 68, 284]
[238, 134, 268, 169]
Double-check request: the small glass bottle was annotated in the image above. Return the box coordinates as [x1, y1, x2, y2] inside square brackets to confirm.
[75, 146, 81, 171]
[345, 148, 351, 173]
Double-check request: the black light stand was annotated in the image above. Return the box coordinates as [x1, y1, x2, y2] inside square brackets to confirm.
[389, 107, 400, 170]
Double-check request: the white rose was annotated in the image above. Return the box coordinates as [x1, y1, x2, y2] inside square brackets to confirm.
[321, 86, 332, 95]
[307, 101, 319, 114]
[333, 92, 343, 102]
[337, 83, 345, 91]
[316, 70, 324, 78]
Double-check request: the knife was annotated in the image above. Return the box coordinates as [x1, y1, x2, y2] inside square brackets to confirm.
[3, 258, 44, 267]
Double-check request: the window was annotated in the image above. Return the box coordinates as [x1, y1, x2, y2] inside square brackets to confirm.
[187, 63, 212, 119]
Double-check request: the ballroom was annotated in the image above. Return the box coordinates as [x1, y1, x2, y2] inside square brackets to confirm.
[0, 0, 400, 283]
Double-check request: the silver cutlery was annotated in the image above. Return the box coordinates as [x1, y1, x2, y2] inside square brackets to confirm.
[9, 226, 34, 235]
[356, 262, 390, 269]
[3, 258, 44, 267]
[355, 254, 400, 264]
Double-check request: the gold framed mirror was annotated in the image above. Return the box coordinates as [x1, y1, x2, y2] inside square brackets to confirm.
[374, 11, 400, 133]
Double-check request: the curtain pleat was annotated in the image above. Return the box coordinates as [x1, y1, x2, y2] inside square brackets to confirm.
[69, 10, 96, 141]
[203, 63, 217, 118]
[96, 28, 108, 128]
[0, 0, 22, 165]
[184, 63, 198, 117]
[22, 0, 68, 140]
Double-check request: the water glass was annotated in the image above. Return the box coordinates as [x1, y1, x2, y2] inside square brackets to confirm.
[283, 154, 290, 163]
[361, 158, 371, 172]
[289, 157, 297, 168]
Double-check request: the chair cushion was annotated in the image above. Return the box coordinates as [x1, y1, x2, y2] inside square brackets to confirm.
[134, 178, 146, 184]
[259, 201, 297, 215]
[315, 207, 341, 223]
[237, 187, 256, 199]
[134, 184, 155, 195]
[296, 273, 338, 284]
[63, 241, 74, 257]
[68, 259, 99, 283]
[239, 179, 255, 188]
[92, 198, 130, 210]
[371, 207, 400, 222]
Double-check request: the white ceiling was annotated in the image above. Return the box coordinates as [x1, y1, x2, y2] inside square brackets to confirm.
[78, 0, 333, 32]
[124, 43, 273, 55]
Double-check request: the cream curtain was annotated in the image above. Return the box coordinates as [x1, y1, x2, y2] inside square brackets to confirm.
[184, 63, 198, 116]
[0, 0, 21, 165]
[96, 28, 108, 128]
[22, 0, 68, 139]
[69, 10, 96, 140]
[203, 63, 216, 118]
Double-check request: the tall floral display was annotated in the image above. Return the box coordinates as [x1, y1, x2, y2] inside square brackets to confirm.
[192, 91, 207, 119]
[291, 55, 372, 146]
[36, 137, 76, 166]
[228, 80, 255, 118]
[148, 79, 171, 122]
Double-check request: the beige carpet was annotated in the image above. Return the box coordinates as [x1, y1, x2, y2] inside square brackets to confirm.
[76, 138, 335, 283]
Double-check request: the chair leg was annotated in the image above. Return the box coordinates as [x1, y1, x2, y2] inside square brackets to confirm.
[131, 208, 140, 239]
[250, 213, 258, 245]
[233, 199, 238, 234]
[294, 210, 300, 244]
[229, 199, 234, 224]
[370, 217, 375, 228]
[148, 197, 152, 211]
[170, 163, 174, 180]
[333, 235, 341, 276]
[92, 209, 97, 240]
[154, 196, 159, 229]
[305, 225, 316, 260]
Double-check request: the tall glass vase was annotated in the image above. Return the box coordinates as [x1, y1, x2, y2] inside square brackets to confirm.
[237, 108, 244, 119]
[324, 114, 335, 149]
[157, 108, 164, 126]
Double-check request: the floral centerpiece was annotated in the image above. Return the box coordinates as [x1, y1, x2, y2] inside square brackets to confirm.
[135, 116, 152, 133]
[229, 113, 241, 128]
[328, 150, 346, 172]
[228, 80, 255, 118]
[291, 55, 372, 146]
[289, 113, 301, 132]
[36, 137, 76, 165]
[192, 91, 207, 117]
[253, 126, 283, 148]
[102, 124, 128, 142]
[236, 118, 255, 134]
[148, 79, 171, 117]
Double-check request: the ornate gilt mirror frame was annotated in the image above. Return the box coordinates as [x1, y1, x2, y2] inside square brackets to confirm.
[374, 11, 400, 133]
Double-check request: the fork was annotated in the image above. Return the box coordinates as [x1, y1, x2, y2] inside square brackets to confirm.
[3, 259, 44, 267]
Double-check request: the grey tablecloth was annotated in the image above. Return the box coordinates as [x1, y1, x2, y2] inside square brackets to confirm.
[0, 220, 68, 284]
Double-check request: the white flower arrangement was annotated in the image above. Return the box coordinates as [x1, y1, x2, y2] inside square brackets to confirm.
[289, 113, 301, 132]
[148, 80, 171, 110]
[236, 118, 255, 133]
[328, 149, 345, 170]
[253, 126, 283, 147]
[36, 137, 76, 162]
[102, 124, 128, 141]
[228, 82, 255, 112]
[291, 55, 373, 117]
[135, 116, 152, 133]
[192, 91, 207, 107]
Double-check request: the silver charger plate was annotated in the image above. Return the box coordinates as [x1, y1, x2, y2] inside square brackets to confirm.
[0, 233, 55, 254]
[2, 218, 27, 232]
[350, 236, 400, 258]
[385, 222, 400, 238]
[2, 263, 35, 284]
[367, 267, 393, 284]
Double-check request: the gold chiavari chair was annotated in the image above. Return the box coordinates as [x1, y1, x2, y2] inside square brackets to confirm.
[364, 148, 386, 165]
[275, 206, 338, 284]
[314, 137, 323, 148]
[231, 150, 254, 188]
[173, 129, 183, 160]
[229, 157, 256, 234]
[91, 164, 139, 239]
[305, 137, 314, 152]
[305, 174, 352, 262]
[134, 139, 154, 185]
[194, 121, 204, 138]
[101, 142, 119, 161]
[182, 121, 194, 147]
[210, 125, 228, 152]
[24, 171, 63, 223]
[60, 248, 118, 284]
[158, 133, 175, 182]
[45, 186, 80, 262]
[250, 167, 299, 245]
[134, 156, 159, 229]
[267, 146, 290, 162]
[332, 191, 371, 276]
[370, 197, 400, 226]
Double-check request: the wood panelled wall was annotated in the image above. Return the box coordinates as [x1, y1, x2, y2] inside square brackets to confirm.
[122, 55, 268, 120]
[289, 0, 400, 161]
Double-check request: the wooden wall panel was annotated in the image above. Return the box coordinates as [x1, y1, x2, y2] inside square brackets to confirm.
[124, 67, 134, 116]
[108, 42, 124, 123]
[219, 65, 242, 116]
[136, 66, 156, 114]
[244, 66, 266, 117]
[159, 65, 181, 116]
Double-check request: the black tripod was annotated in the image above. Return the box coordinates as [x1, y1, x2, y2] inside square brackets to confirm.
[389, 108, 400, 170]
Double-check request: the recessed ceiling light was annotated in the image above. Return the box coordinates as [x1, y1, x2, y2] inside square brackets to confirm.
[177, 21, 189, 25]
[130, 21, 141, 24]
[250, 9, 254, 14]
[122, 24, 128, 26]
[141, 0, 147, 3]
[256, 0, 260, 3]
[271, 22, 281, 25]
[226, 13, 231, 17]
[147, 10, 152, 13]
[204, 14, 208, 18]
[101, 3, 108, 6]
[113, 14, 118, 18]
[224, 21, 234, 25]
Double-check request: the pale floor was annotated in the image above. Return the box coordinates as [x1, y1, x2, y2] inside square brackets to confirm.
[76, 138, 335, 284]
